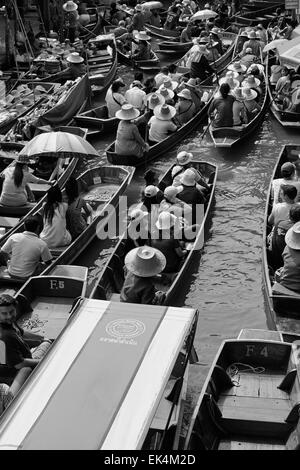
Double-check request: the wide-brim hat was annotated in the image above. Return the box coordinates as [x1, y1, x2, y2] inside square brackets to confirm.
[224, 70, 239, 79]
[242, 75, 260, 87]
[134, 31, 151, 41]
[159, 78, 178, 91]
[228, 61, 247, 73]
[16, 154, 30, 164]
[157, 86, 174, 100]
[177, 150, 193, 165]
[63, 0, 78, 11]
[116, 104, 140, 120]
[177, 88, 192, 100]
[146, 92, 165, 110]
[285, 222, 300, 250]
[153, 104, 176, 120]
[180, 168, 196, 186]
[163, 186, 180, 199]
[232, 87, 246, 101]
[135, 4, 143, 11]
[156, 211, 177, 230]
[66, 52, 84, 63]
[125, 246, 166, 277]
[144, 185, 159, 197]
[242, 87, 257, 100]
[241, 31, 249, 38]
[219, 76, 239, 89]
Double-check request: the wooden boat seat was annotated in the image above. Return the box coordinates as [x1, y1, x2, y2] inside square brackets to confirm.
[50, 245, 69, 257]
[110, 293, 121, 302]
[0, 267, 24, 284]
[218, 438, 286, 450]
[50, 265, 87, 280]
[0, 216, 20, 229]
[0, 204, 33, 217]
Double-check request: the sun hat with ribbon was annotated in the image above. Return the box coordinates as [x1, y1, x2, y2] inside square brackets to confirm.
[180, 168, 197, 186]
[146, 92, 165, 110]
[232, 87, 246, 101]
[248, 30, 257, 39]
[63, 1, 78, 11]
[228, 61, 247, 73]
[115, 104, 140, 120]
[144, 185, 159, 197]
[242, 87, 257, 100]
[176, 150, 193, 165]
[159, 77, 178, 91]
[153, 104, 176, 120]
[135, 31, 151, 41]
[125, 246, 166, 277]
[285, 221, 300, 250]
[242, 74, 261, 88]
[157, 86, 174, 100]
[66, 52, 84, 63]
[156, 211, 178, 230]
[177, 88, 192, 100]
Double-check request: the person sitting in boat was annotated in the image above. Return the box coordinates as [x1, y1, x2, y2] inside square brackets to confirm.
[185, 78, 205, 111]
[268, 185, 298, 228]
[272, 162, 300, 206]
[219, 71, 239, 90]
[40, 185, 72, 249]
[105, 79, 127, 118]
[172, 150, 210, 192]
[240, 47, 257, 69]
[143, 77, 157, 95]
[282, 88, 300, 114]
[164, 6, 181, 31]
[132, 4, 145, 31]
[139, 185, 164, 224]
[125, 80, 146, 112]
[0, 294, 52, 374]
[0, 155, 50, 208]
[113, 20, 128, 38]
[65, 177, 93, 241]
[127, 208, 150, 247]
[176, 169, 206, 225]
[274, 66, 291, 104]
[275, 221, 300, 294]
[270, 62, 284, 86]
[175, 89, 196, 125]
[180, 23, 193, 43]
[227, 61, 247, 85]
[248, 64, 264, 83]
[120, 246, 166, 304]
[242, 74, 262, 100]
[154, 66, 169, 88]
[208, 83, 235, 128]
[0, 215, 52, 280]
[131, 31, 152, 61]
[209, 27, 223, 55]
[187, 43, 214, 82]
[206, 38, 221, 63]
[269, 204, 300, 270]
[148, 104, 178, 145]
[115, 104, 149, 158]
[145, 92, 165, 119]
[158, 84, 177, 106]
[59, 52, 86, 81]
[232, 87, 247, 126]
[159, 186, 193, 219]
[242, 87, 261, 121]
[149, 8, 161, 27]
[241, 30, 262, 57]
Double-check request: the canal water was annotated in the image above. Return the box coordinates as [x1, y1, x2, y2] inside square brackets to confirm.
[69, 64, 300, 435]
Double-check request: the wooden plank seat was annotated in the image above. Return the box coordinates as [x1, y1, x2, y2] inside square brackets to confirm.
[218, 438, 286, 450]
[88, 56, 113, 64]
[0, 216, 20, 229]
[90, 68, 112, 77]
[0, 204, 33, 217]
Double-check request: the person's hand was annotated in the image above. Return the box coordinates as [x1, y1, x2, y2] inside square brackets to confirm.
[49, 180, 56, 185]
[144, 143, 150, 152]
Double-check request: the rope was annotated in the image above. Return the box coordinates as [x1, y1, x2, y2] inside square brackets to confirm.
[226, 362, 265, 387]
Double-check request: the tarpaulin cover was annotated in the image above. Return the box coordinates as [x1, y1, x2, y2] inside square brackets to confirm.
[37, 74, 90, 127]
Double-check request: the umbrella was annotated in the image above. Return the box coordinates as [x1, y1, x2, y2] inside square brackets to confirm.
[190, 9, 218, 21]
[19, 131, 99, 160]
[141, 1, 163, 9]
[263, 39, 288, 53]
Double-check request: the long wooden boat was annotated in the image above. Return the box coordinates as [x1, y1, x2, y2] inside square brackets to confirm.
[0, 164, 135, 288]
[86, 34, 117, 95]
[145, 23, 181, 41]
[90, 160, 217, 306]
[262, 144, 300, 334]
[0, 299, 198, 450]
[184, 327, 300, 450]
[106, 84, 216, 167]
[78, 6, 103, 42]
[73, 105, 118, 139]
[233, 2, 284, 26]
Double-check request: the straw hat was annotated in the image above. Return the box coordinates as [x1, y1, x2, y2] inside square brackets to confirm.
[219, 75, 239, 89]
[160, 77, 178, 91]
[156, 211, 177, 230]
[181, 168, 197, 186]
[144, 185, 159, 197]
[245, 47, 253, 54]
[63, 1, 78, 11]
[177, 150, 193, 165]
[135, 31, 151, 41]
[153, 104, 176, 120]
[242, 87, 257, 100]
[211, 27, 220, 36]
[157, 86, 174, 100]
[228, 61, 247, 73]
[116, 104, 140, 120]
[248, 30, 257, 39]
[135, 4, 143, 11]
[164, 186, 180, 200]
[232, 87, 245, 101]
[146, 92, 165, 110]
[242, 74, 261, 88]
[66, 52, 84, 63]
[16, 155, 30, 164]
[285, 222, 300, 250]
[241, 31, 249, 38]
[125, 246, 166, 277]
[177, 89, 192, 100]
[224, 70, 239, 79]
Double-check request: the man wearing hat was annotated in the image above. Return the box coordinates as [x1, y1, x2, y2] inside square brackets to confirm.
[185, 78, 205, 111]
[132, 4, 145, 31]
[62, 1, 79, 43]
[125, 80, 146, 112]
[175, 89, 196, 125]
[105, 79, 126, 118]
[172, 150, 210, 192]
[227, 61, 247, 85]
[186, 43, 214, 82]
[241, 30, 261, 57]
[242, 87, 261, 121]
[120, 246, 166, 304]
[146, 92, 165, 112]
[60, 51, 86, 80]
[131, 31, 153, 61]
[276, 221, 300, 293]
[148, 104, 177, 144]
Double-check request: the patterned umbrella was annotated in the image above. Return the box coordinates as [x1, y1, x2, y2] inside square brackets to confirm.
[19, 131, 99, 159]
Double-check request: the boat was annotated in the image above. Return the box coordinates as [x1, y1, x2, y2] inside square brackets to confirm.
[232, 2, 284, 28]
[266, 54, 300, 129]
[133, 50, 160, 72]
[90, 160, 217, 306]
[145, 24, 181, 41]
[73, 105, 118, 139]
[106, 84, 216, 167]
[184, 327, 300, 451]
[0, 163, 135, 287]
[86, 34, 118, 95]
[78, 6, 103, 42]
[262, 144, 300, 334]
[0, 299, 198, 450]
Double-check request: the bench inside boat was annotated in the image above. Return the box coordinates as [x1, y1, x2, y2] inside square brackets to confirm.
[186, 339, 300, 450]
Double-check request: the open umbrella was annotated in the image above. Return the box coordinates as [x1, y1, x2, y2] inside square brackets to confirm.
[190, 9, 218, 21]
[140, 1, 163, 9]
[263, 39, 288, 53]
[19, 131, 100, 160]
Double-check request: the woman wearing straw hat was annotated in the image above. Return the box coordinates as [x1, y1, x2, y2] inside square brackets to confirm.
[60, 51, 86, 80]
[120, 246, 166, 304]
[148, 104, 178, 144]
[131, 31, 153, 61]
[227, 61, 247, 85]
[208, 83, 235, 128]
[157, 86, 175, 106]
[187, 43, 214, 82]
[185, 78, 205, 111]
[275, 221, 300, 293]
[0, 155, 50, 208]
[115, 104, 149, 159]
[232, 87, 248, 126]
[242, 87, 261, 122]
[175, 89, 196, 125]
[62, 1, 79, 43]
[242, 74, 262, 99]
[219, 71, 239, 90]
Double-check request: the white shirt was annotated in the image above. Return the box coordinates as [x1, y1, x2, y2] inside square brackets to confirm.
[272, 178, 300, 205]
[124, 86, 146, 111]
[0, 166, 41, 206]
[1, 231, 52, 278]
[148, 116, 177, 142]
[40, 202, 71, 248]
[105, 87, 126, 118]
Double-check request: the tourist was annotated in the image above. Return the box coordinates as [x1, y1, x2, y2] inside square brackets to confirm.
[232, 87, 247, 126]
[0, 215, 52, 280]
[140, 185, 164, 223]
[40, 185, 72, 248]
[115, 104, 149, 158]
[177, 169, 206, 224]
[272, 162, 300, 205]
[208, 83, 235, 128]
[159, 186, 193, 219]
[172, 150, 210, 191]
[276, 222, 300, 293]
[148, 104, 177, 144]
[125, 80, 146, 111]
[242, 87, 261, 121]
[242, 74, 262, 99]
[268, 185, 298, 227]
[105, 79, 126, 118]
[65, 177, 93, 241]
[270, 204, 300, 270]
[120, 246, 166, 304]
[158, 86, 175, 106]
[227, 61, 247, 85]
[175, 89, 196, 125]
[127, 208, 150, 247]
[146, 92, 165, 115]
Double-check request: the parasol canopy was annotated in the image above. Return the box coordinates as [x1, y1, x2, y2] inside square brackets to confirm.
[190, 9, 218, 21]
[140, 1, 163, 9]
[19, 132, 99, 160]
[263, 38, 288, 53]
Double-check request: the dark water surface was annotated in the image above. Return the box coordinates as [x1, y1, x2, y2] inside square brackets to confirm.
[73, 65, 300, 433]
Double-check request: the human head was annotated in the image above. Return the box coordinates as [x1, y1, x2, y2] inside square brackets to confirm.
[65, 176, 79, 203]
[164, 186, 180, 202]
[289, 204, 300, 223]
[219, 83, 230, 99]
[281, 162, 296, 179]
[168, 63, 177, 74]
[144, 169, 158, 185]
[118, 20, 125, 27]
[124, 246, 166, 277]
[134, 71, 144, 82]
[0, 294, 17, 325]
[111, 79, 125, 93]
[46, 185, 62, 204]
[281, 184, 297, 202]
[24, 215, 42, 234]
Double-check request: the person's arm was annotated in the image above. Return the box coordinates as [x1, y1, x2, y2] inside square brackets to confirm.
[0, 237, 13, 264]
[132, 124, 147, 148]
[27, 173, 50, 185]
[14, 358, 40, 370]
[140, 282, 157, 305]
[268, 207, 276, 226]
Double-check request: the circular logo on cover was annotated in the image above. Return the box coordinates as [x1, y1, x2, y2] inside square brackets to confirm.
[106, 319, 146, 339]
